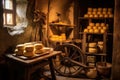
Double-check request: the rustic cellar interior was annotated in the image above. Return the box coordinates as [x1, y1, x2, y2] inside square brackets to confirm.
[0, 0, 120, 80]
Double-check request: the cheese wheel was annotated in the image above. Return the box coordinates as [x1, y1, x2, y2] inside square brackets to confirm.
[89, 23, 94, 26]
[84, 29, 88, 33]
[89, 14, 93, 18]
[88, 43, 97, 47]
[93, 8, 97, 12]
[87, 26, 93, 29]
[98, 8, 102, 12]
[88, 8, 92, 12]
[89, 48, 97, 53]
[24, 52, 35, 57]
[16, 44, 25, 51]
[94, 29, 99, 33]
[97, 11, 101, 15]
[84, 14, 89, 17]
[92, 11, 96, 15]
[103, 8, 107, 12]
[88, 11, 92, 15]
[104, 14, 108, 18]
[25, 44, 34, 52]
[89, 29, 94, 33]
[34, 43, 44, 50]
[99, 14, 104, 18]
[94, 14, 98, 18]
[95, 23, 100, 26]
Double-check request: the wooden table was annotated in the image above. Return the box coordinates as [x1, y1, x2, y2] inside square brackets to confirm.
[5, 51, 61, 80]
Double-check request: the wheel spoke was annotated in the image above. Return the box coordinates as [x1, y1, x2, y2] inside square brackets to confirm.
[63, 66, 67, 74]
[73, 56, 81, 60]
[57, 64, 64, 70]
[70, 50, 77, 58]
[68, 67, 71, 74]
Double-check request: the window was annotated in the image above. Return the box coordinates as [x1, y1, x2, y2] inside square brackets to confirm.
[3, 0, 16, 26]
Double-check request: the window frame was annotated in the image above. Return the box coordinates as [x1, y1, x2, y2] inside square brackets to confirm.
[3, 0, 16, 26]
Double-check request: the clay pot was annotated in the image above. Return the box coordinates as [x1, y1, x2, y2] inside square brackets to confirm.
[86, 68, 97, 79]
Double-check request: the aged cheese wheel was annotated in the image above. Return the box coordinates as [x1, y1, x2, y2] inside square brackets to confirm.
[88, 8, 92, 12]
[84, 14, 89, 17]
[88, 48, 97, 53]
[94, 29, 99, 33]
[89, 23, 94, 26]
[108, 8, 112, 12]
[102, 11, 107, 15]
[94, 14, 98, 18]
[95, 23, 100, 26]
[89, 14, 93, 18]
[93, 8, 97, 12]
[109, 14, 113, 18]
[87, 26, 93, 29]
[104, 14, 108, 18]
[84, 29, 89, 33]
[93, 26, 97, 29]
[34, 43, 44, 50]
[100, 29, 105, 33]
[103, 8, 107, 12]
[98, 8, 102, 12]
[25, 44, 34, 52]
[89, 29, 94, 33]
[101, 23, 105, 26]
[97, 11, 101, 15]
[88, 11, 92, 15]
[88, 43, 97, 47]
[16, 44, 25, 51]
[99, 14, 104, 18]
[24, 52, 35, 57]
[92, 11, 96, 15]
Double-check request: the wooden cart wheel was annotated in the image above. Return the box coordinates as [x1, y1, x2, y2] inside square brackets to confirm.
[53, 43, 85, 77]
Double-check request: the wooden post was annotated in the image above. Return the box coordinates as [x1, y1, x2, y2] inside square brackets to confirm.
[112, 0, 120, 80]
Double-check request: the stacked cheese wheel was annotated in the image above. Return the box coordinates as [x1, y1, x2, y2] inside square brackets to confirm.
[84, 8, 113, 18]
[15, 42, 45, 57]
[88, 42, 97, 53]
[84, 22, 108, 33]
[50, 33, 66, 42]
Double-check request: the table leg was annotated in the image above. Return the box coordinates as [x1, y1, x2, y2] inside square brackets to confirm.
[48, 57, 56, 80]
